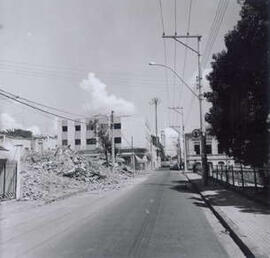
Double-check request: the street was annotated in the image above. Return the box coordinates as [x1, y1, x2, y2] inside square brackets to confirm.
[1, 170, 239, 258]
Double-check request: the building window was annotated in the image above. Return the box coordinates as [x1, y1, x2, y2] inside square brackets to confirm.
[114, 123, 121, 129]
[218, 161, 225, 168]
[114, 137, 121, 144]
[75, 139, 81, 145]
[62, 139, 68, 146]
[75, 125, 81, 131]
[206, 144, 212, 154]
[86, 124, 94, 131]
[86, 138, 96, 145]
[217, 143, 223, 154]
[62, 126, 68, 132]
[194, 144, 200, 155]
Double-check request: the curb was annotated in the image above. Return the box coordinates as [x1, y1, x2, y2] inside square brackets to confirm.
[184, 173, 256, 258]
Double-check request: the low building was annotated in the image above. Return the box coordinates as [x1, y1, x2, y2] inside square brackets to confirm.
[118, 147, 150, 170]
[0, 134, 58, 157]
[58, 116, 122, 151]
[185, 131, 235, 170]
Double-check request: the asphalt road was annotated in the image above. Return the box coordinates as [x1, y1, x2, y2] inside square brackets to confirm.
[25, 170, 230, 258]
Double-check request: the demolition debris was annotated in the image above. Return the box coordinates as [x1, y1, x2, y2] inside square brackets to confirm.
[21, 147, 134, 201]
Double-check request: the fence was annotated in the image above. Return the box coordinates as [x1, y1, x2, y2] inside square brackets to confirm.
[0, 159, 17, 200]
[209, 165, 268, 191]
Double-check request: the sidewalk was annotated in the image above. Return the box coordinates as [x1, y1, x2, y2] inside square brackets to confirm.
[185, 172, 270, 258]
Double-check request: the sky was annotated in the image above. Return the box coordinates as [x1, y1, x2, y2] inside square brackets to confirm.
[0, 0, 241, 153]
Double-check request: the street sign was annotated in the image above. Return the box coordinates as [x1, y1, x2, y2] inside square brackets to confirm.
[192, 129, 201, 138]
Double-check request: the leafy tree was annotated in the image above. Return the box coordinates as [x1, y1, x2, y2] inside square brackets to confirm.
[0, 128, 33, 138]
[205, 0, 270, 167]
[88, 119, 111, 166]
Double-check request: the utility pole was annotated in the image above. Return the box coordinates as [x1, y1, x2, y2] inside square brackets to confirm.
[169, 125, 181, 170]
[131, 136, 136, 173]
[163, 34, 208, 185]
[181, 109, 187, 171]
[111, 110, 115, 171]
[150, 97, 160, 137]
[150, 97, 160, 169]
[168, 106, 187, 171]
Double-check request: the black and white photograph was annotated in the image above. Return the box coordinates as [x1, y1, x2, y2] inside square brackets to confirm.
[0, 0, 269, 257]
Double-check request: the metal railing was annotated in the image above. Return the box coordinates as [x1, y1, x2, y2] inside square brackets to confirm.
[209, 165, 268, 191]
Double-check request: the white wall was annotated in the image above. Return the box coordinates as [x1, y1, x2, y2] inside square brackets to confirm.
[58, 117, 122, 151]
[185, 134, 235, 168]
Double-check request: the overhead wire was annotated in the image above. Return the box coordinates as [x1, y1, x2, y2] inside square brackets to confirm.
[158, 0, 170, 129]
[0, 61, 180, 86]
[0, 94, 63, 134]
[179, 0, 193, 106]
[0, 89, 87, 124]
[172, 0, 177, 127]
[184, 0, 229, 126]
[201, 0, 229, 69]
[158, 0, 165, 33]
[0, 88, 86, 118]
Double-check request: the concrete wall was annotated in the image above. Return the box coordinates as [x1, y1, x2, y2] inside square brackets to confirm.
[0, 135, 58, 159]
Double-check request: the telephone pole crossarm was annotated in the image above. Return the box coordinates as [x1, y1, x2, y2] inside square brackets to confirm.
[162, 35, 201, 55]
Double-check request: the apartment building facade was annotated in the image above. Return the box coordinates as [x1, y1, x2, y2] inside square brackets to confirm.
[58, 116, 122, 151]
[185, 131, 235, 170]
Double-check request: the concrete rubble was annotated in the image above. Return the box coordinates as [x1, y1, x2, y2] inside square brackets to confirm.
[20, 147, 134, 202]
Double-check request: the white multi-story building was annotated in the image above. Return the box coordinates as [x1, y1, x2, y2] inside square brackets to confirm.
[185, 131, 235, 170]
[58, 116, 122, 151]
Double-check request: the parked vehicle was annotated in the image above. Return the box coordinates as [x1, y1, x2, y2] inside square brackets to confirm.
[170, 162, 180, 170]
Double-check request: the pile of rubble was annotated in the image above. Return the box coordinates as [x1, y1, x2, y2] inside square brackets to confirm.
[21, 147, 134, 201]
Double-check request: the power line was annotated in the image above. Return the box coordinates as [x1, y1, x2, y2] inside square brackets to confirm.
[0, 59, 180, 81]
[185, 0, 229, 127]
[0, 88, 86, 118]
[172, 40, 177, 126]
[201, 0, 229, 69]
[179, 0, 193, 105]
[0, 90, 87, 124]
[174, 0, 177, 34]
[158, 0, 170, 127]
[158, 0, 165, 33]
[0, 62, 181, 85]
[162, 38, 170, 127]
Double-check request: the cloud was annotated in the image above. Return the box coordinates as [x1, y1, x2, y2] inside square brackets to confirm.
[0, 113, 40, 135]
[80, 73, 135, 115]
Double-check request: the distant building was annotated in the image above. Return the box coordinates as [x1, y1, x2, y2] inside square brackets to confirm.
[0, 134, 58, 156]
[58, 116, 122, 151]
[118, 147, 150, 170]
[161, 130, 166, 148]
[144, 121, 161, 169]
[185, 131, 235, 170]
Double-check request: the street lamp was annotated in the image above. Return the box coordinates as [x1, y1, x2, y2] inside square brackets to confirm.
[149, 62, 198, 98]
[148, 62, 208, 184]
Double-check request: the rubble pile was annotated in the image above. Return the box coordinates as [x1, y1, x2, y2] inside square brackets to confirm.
[21, 147, 134, 201]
